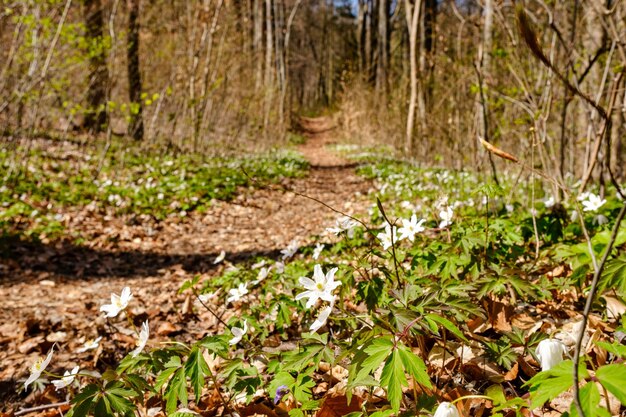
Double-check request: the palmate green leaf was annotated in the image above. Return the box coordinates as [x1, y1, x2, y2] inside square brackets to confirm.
[104, 389, 136, 415]
[154, 365, 179, 391]
[380, 350, 407, 412]
[198, 335, 229, 354]
[569, 382, 610, 417]
[293, 373, 316, 403]
[165, 367, 188, 414]
[69, 384, 100, 417]
[595, 341, 626, 359]
[358, 336, 394, 381]
[524, 360, 589, 408]
[596, 364, 626, 405]
[185, 346, 210, 400]
[397, 346, 432, 389]
[283, 343, 325, 372]
[269, 371, 295, 403]
[268, 371, 315, 404]
[599, 255, 626, 294]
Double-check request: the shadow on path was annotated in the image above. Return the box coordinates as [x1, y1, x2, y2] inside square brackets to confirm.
[1, 233, 285, 285]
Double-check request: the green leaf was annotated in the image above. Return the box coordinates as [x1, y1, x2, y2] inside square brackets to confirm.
[368, 410, 394, 417]
[70, 384, 100, 417]
[155, 366, 179, 391]
[199, 335, 229, 354]
[269, 371, 295, 403]
[358, 336, 394, 380]
[425, 314, 468, 342]
[104, 390, 136, 414]
[185, 346, 210, 400]
[380, 350, 407, 412]
[283, 343, 325, 372]
[397, 346, 432, 389]
[165, 367, 188, 414]
[596, 364, 626, 405]
[525, 360, 589, 408]
[485, 385, 506, 406]
[71, 384, 99, 405]
[600, 255, 626, 294]
[569, 382, 610, 417]
[293, 373, 316, 403]
[595, 341, 626, 359]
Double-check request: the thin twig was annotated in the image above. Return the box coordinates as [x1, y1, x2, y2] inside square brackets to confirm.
[572, 202, 626, 417]
[15, 402, 69, 416]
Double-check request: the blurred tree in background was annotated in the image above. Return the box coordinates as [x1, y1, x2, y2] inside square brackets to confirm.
[0, 0, 624, 183]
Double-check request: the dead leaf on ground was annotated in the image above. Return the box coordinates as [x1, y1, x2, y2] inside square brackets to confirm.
[315, 394, 362, 417]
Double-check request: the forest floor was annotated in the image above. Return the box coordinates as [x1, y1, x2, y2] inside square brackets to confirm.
[0, 117, 373, 412]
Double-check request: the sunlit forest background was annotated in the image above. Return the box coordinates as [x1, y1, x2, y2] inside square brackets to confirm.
[4, 1, 626, 416]
[1, 0, 624, 177]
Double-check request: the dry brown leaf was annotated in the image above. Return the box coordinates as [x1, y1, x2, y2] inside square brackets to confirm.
[484, 299, 514, 333]
[603, 296, 626, 319]
[503, 361, 519, 381]
[156, 321, 178, 336]
[239, 401, 281, 417]
[315, 394, 362, 417]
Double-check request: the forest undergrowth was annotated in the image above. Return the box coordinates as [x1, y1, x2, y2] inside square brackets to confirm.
[2, 134, 626, 417]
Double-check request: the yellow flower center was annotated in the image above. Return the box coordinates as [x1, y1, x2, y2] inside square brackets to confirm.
[31, 359, 43, 372]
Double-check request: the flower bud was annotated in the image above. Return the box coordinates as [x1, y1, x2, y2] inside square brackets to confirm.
[535, 338, 566, 371]
[433, 402, 460, 417]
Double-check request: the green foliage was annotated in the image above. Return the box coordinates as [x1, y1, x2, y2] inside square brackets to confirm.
[0, 145, 308, 240]
[19, 153, 626, 417]
[525, 360, 589, 409]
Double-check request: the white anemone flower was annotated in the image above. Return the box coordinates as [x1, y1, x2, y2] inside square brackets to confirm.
[398, 214, 426, 242]
[594, 214, 609, 226]
[100, 287, 133, 318]
[295, 265, 341, 308]
[535, 338, 567, 371]
[377, 224, 399, 250]
[281, 240, 300, 260]
[439, 206, 454, 228]
[213, 250, 226, 264]
[131, 321, 150, 357]
[252, 267, 271, 285]
[582, 193, 606, 212]
[24, 347, 54, 391]
[544, 196, 555, 208]
[229, 320, 248, 345]
[52, 366, 79, 391]
[312, 243, 325, 260]
[227, 283, 249, 303]
[310, 304, 333, 333]
[433, 402, 460, 417]
[326, 216, 358, 238]
[76, 336, 102, 353]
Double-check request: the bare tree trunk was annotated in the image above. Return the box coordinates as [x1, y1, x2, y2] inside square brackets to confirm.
[280, 0, 302, 127]
[476, 0, 498, 183]
[263, 0, 274, 129]
[126, 0, 143, 141]
[375, 0, 389, 93]
[357, 0, 366, 74]
[364, 0, 373, 81]
[82, 0, 109, 133]
[477, 0, 492, 140]
[422, 0, 436, 106]
[253, 0, 263, 90]
[274, 0, 285, 125]
[405, 0, 421, 155]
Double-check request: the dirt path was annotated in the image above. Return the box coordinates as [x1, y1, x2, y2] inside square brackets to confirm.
[0, 117, 372, 408]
